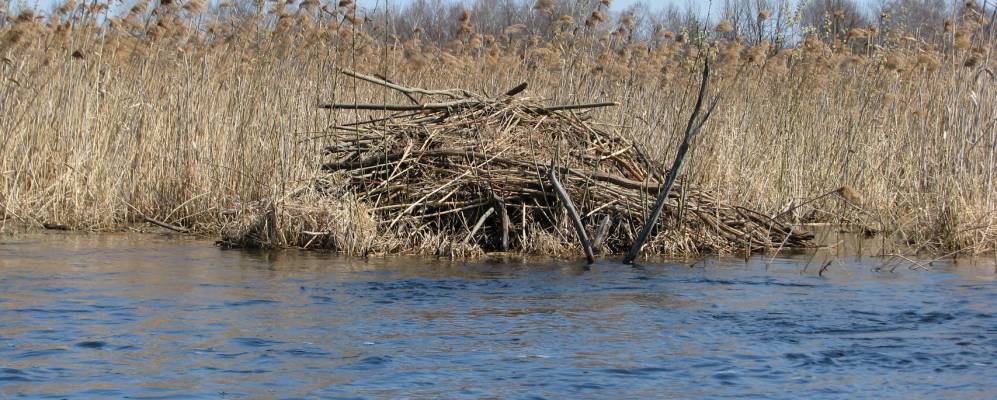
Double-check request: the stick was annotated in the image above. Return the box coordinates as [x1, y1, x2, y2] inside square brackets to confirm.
[591, 214, 613, 250]
[141, 213, 190, 233]
[504, 82, 528, 97]
[463, 208, 495, 245]
[547, 165, 595, 264]
[624, 59, 719, 264]
[492, 192, 511, 251]
[373, 73, 421, 104]
[340, 69, 468, 99]
[535, 102, 618, 113]
[322, 149, 665, 193]
[318, 99, 479, 111]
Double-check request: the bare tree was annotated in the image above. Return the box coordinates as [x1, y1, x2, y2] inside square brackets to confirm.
[875, 0, 952, 44]
[801, 0, 873, 44]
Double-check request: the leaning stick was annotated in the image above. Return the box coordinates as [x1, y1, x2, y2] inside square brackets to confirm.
[534, 102, 618, 113]
[591, 214, 613, 250]
[340, 69, 469, 99]
[318, 99, 479, 111]
[547, 165, 595, 264]
[141, 213, 190, 233]
[318, 101, 617, 113]
[624, 59, 719, 264]
[492, 192, 511, 251]
[463, 208, 496, 245]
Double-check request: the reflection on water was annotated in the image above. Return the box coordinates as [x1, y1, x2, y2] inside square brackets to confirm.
[0, 233, 995, 399]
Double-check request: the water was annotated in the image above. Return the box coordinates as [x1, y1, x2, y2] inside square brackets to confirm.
[1, 233, 995, 399]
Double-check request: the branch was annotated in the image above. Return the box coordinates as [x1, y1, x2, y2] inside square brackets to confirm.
[548, 165, 595, 264]
[624, 58, 717, 264]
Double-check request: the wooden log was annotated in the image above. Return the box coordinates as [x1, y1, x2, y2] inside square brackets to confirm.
[504, 82, 528, 97]
[42, 223, 69, 230]
[591, 214, 613, 250]
[547, 166, 595, 264]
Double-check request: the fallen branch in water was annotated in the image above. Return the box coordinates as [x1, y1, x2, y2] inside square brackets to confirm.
[140, 213, 190, 233]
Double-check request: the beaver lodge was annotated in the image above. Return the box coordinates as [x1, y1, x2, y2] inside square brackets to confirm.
[220, 68, 814, 260]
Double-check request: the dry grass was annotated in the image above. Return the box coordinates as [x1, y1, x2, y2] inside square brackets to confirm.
[0, 2, 994, 256]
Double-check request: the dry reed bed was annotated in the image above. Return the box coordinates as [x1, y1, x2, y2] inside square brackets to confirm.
[0, 5, 995, 256]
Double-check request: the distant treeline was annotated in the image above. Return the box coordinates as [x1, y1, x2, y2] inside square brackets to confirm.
[2, 0, 993, 49]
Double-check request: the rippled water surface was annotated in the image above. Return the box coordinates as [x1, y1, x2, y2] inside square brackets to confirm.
[1, 233, 995, 399]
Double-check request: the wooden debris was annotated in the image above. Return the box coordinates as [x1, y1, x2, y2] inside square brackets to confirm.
[308, 69, 814, 258]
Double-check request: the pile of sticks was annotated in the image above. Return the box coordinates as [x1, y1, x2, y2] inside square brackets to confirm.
[319, 69, 813, 259]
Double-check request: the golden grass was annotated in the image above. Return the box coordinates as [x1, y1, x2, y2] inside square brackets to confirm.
[0, 3, 994, 256]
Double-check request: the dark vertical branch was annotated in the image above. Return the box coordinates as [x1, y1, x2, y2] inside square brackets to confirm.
[624, 59, 719, 264]
[492, 192, 511, 251]
[547, 166, 595, 264]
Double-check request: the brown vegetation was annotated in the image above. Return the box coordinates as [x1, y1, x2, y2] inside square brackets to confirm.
[0, 0, 994, 257]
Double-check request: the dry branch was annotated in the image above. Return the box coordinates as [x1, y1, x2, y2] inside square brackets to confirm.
[548, 166, 595, 264]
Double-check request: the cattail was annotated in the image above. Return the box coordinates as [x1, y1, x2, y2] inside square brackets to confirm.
[837, 186, 862, 205]
[338, 0, 352, 7]
[745, 41, 769, 64]
[15, 10, 36, 23]
[183, 0, 205, 13]
[916, 52, 940, 71]
[758, 10, 770, 21]
[299, 0, 319, 12]
[534, 0, 553, 11]
[502, 24, 525, 36]
[600, 0, 611, 6]
[54, 0, 77, 16]
[622, 12, 635, 29]
[468, 34, 482, 50]
[585, 11, 606, 28]
[964, 54, 979, 67]
[955, 31, 972, 50]
[884, 53, 903, 71]
[716, 20, 734, 33]
[944, 20, 954, 33]
[71, 49, 85, 60]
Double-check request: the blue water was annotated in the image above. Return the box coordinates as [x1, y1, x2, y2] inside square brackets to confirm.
[1, 234, 995, 399]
